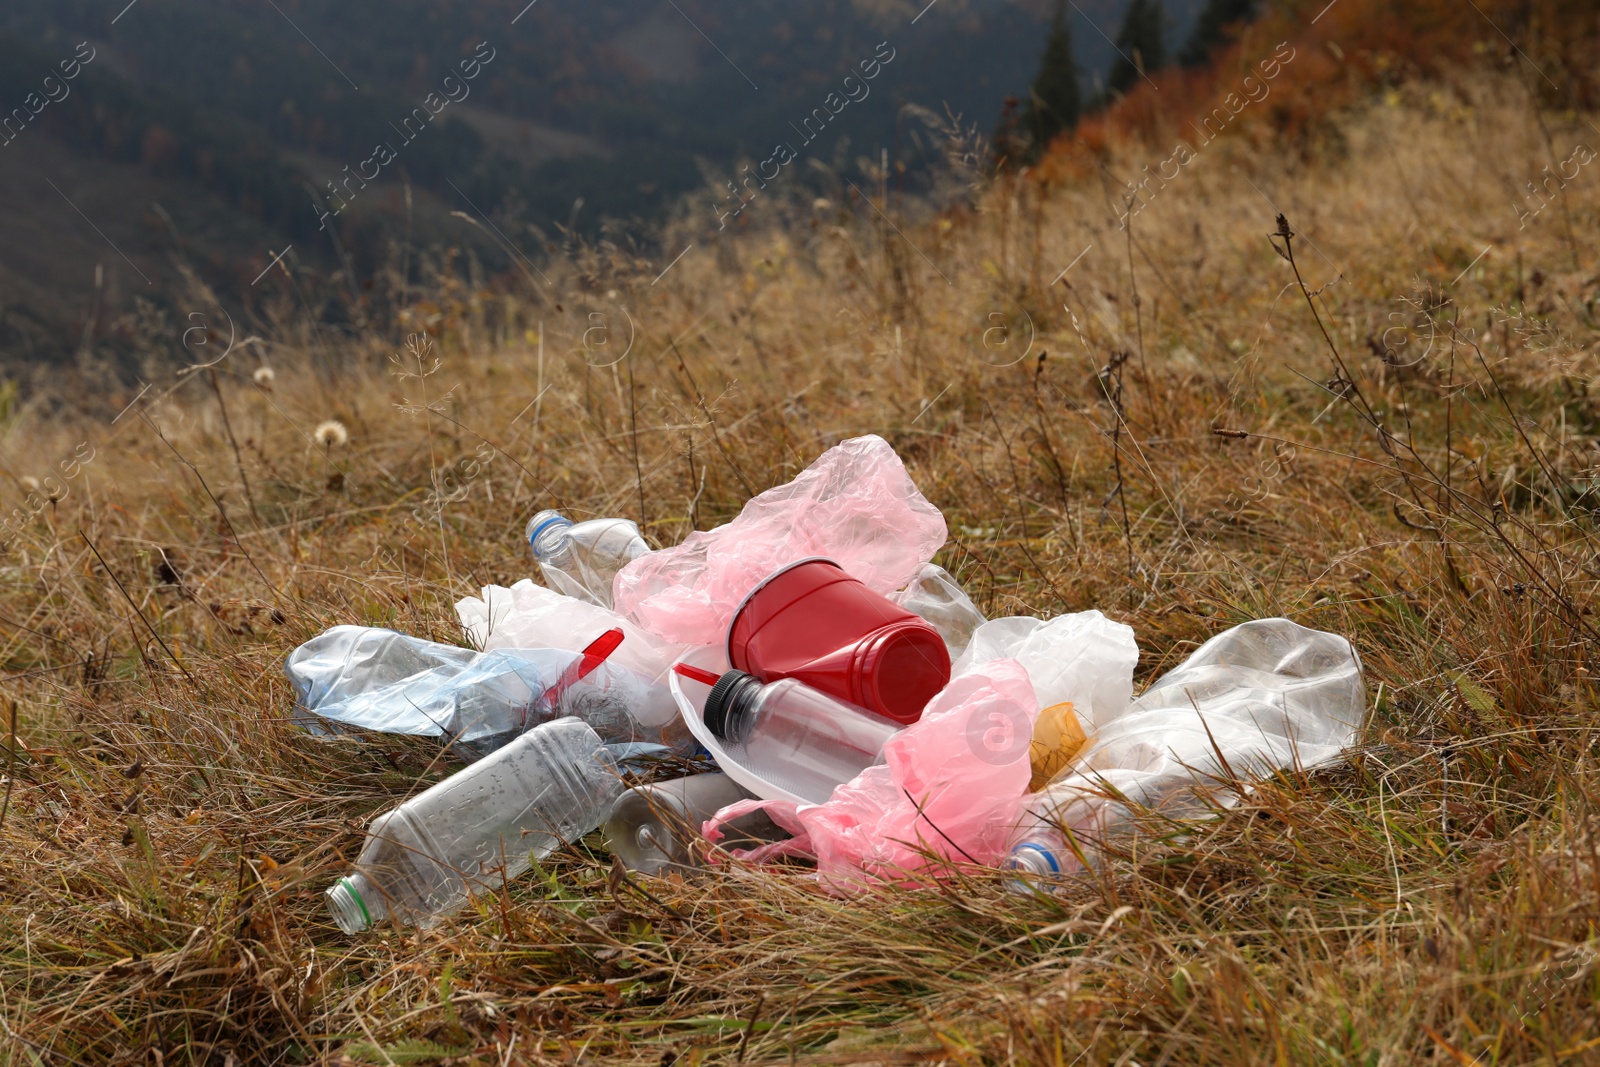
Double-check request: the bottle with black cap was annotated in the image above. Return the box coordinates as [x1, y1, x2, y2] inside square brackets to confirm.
[702, 670, 902, 805]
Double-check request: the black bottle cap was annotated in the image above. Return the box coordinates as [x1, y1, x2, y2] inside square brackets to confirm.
[703, 669, 761, 742]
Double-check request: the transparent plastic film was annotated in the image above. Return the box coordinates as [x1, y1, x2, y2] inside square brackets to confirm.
[613, 435, 947, 645]
[889, 563, 986, 659]
[1011, 618, 1365, 883]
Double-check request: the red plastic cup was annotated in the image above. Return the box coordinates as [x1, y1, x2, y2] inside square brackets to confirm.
[726, 558, 950, 725]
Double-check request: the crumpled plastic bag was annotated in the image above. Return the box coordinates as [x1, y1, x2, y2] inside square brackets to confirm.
[457, 579, 686, 728]
[1070, 616, 1362, 782]
[890, 563, 986, 659]
[1019, 618, 1365, 872]
[612, 435, 947, 645]
[704, 659, 1038, 889]
[953, 610, 1138, 731]
[287, 625, 694, 761]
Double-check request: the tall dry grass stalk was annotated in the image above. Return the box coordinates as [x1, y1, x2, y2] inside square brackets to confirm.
[1, 70, 1598, 1064]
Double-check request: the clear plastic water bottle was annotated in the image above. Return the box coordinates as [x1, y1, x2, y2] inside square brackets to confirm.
[325, 717, 621, 932]
[1005, 769, 1222, 885]
[1006, 831, 1076, 880]
[1005, 778, 1139, 883]
[605, 772, 779, 874]
[702, 671, 901, 805]
[526, 509, 651, 610]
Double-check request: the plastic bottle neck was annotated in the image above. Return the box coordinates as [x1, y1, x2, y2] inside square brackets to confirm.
[1006, 841, 1064, 878]
[526, 512, 574, 559]
[326, 873, 382, 933]
[703, 670, 764, 744]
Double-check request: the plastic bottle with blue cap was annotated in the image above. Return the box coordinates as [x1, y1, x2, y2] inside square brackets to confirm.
[525, 509, 651, 610]
[1007, 837, 1068, 879]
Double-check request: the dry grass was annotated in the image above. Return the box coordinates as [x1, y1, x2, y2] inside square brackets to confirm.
[2, 62, 1600, 1065]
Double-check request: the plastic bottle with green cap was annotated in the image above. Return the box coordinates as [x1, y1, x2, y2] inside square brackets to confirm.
[325, 716, 621, 933]
[525, 509, 651, 610]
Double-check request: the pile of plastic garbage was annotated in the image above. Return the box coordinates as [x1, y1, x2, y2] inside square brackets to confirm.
[289, 435, 1365, 933]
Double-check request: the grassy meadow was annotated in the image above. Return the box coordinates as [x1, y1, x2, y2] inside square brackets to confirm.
[2, 31, 1600, 1066]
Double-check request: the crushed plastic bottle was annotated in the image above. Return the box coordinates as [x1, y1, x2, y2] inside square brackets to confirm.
[1007, 618, 1364, 882]
[702, 670, 902, 805]
[605, 772, 780, 874]
[1006, 768, 1212, 881]
[287, 625, 693, 761]
[890, 563, 986, 659]
[526, 509, 651, 610]
[325, 717, 621, 932]
[1063, 617, 1364, 784]
[288, 626, 475, 709]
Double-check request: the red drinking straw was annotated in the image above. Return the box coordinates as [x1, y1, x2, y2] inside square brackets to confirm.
[546, 628, 626, 705]
[673, 662, 723, 687]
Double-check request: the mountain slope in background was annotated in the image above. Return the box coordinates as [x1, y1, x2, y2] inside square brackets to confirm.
[0, 0, 1203, 369]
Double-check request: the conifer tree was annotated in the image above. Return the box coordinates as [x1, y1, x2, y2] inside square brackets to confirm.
[1020, 0, 1081, 160]
[1107, 0, 1167, 97]
[992, 94, 1026, 169]
[1180, 0, 1257, 67]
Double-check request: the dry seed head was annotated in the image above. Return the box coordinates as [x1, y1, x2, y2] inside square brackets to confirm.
[313, 420, 349, 448]
[19, 476, 40, 493]
[253, 366, 276, 388]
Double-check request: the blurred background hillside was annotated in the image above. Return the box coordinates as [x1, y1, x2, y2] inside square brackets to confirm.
[0, 0, 1222, 371]
[5, 1, 1600, 1060]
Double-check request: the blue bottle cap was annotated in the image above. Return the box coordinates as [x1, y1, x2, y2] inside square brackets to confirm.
[526, 512, 573, 553]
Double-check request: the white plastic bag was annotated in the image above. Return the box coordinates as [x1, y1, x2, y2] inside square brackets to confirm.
[953, 610, 1139, 732]
[457, 579, 687, 728]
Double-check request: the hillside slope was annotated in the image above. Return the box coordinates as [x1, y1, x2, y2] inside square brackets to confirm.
[6, 0, 1206, 368]
[0, 2, 1598, 1063]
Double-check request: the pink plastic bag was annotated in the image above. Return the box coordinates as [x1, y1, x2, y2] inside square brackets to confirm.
[704, 659, 1038, 890]
[612, 435, 947, 646]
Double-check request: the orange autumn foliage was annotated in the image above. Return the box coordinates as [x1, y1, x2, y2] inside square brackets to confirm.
[1034, 0, 1600, 179]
